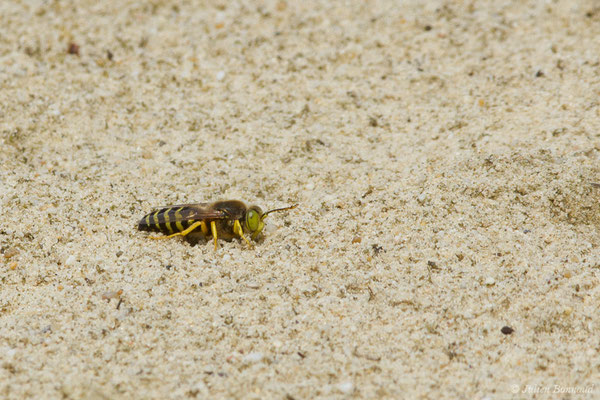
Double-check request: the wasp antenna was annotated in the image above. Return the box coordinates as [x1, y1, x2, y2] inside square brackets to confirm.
[262, 204, 298, 219]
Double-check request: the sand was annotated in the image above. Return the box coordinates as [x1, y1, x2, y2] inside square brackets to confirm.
[1, 0, 600, 398]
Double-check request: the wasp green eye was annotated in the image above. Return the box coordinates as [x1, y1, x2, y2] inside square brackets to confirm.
[246, 209, 260, 232]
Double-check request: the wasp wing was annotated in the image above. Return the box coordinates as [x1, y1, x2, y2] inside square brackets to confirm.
[155, 203, 228, 221]
[149, 202, 209, 212]
[138, 203, 228, 232]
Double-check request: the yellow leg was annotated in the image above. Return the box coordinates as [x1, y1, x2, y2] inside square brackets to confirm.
[211, 221, 218, 250]
[150, 221, 203, 240]
[233, 220, 252, 248]
[200, 221, 208, 234]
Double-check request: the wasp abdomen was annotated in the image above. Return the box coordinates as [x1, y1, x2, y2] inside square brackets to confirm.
[138, 207, 194, 234]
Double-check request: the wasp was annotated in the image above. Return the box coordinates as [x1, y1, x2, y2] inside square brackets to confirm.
[137, 200, 297, 249]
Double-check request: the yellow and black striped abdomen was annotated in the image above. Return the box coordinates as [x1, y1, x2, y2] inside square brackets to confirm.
[137, 207, 195, 234]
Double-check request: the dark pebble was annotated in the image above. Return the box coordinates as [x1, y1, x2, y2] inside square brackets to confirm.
[501, 326, 514, 335]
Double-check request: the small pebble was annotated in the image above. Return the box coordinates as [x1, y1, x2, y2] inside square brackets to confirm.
[3, 248, 19, 259]
[501, 326, 514, 335]
[243, 352, 264, 363]
[276, 1, 287, 11]
[484, 277, 495, 286]
[67, 42, 80, 55]
[216, 71, 225, 81]
[65, 255, 76, 266]
[337, 381, 354, 394]
[102, 289, 123, 301]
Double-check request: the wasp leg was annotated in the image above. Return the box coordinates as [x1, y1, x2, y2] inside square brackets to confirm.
[210, 221, 218, 250]
[200, 221, 208, 234]
[233, 220, 252, 248]
[150, 221, 204, 240]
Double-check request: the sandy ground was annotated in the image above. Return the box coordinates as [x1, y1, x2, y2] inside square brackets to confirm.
[1, 0, 600, 398]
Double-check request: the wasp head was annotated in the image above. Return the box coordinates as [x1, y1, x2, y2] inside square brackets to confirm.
[245, 204, 297, 240]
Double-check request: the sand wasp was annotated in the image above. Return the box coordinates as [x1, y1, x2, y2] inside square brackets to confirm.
[137, 200, 297, 249]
